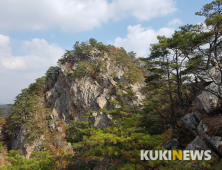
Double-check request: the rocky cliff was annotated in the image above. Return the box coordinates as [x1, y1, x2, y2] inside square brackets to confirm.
[163, 62, 222, 158]
[9, 46, 146, 158]
[184, 64, 222, 157]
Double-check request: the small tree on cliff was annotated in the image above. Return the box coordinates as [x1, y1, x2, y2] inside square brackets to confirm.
[89, 38, 97, 47]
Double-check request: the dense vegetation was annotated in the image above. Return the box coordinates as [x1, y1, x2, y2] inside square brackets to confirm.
[1, 0, 222, 169]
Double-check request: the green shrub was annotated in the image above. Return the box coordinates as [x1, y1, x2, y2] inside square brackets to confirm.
[58, 50, 73, 64]
[0, 150, 56, 170]
[89, 38, 97, 47]
[45, 66, 59, 80]
[92, 60, 107, 74]
[96, 42, 109, 57]
[72, 62, 90, 80]
[110, 47, 131, 66]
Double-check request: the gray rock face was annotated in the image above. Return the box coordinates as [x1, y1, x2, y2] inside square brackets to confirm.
[182, 112, 200, 130]
[183, 64, 222, 155]
[161, 138, 179, 150]
[210, 136, 222, 148]
[11, 126, 44, 158]
[198, 66, 216, 83]
[186, 136, 208, 150]
[46, 57, 145, 128]
[197, 121, 208, 133]
[197, 83, 220, 113]
[197, 65, 222, 113]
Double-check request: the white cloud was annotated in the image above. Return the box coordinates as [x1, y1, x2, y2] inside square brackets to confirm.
[0, 0, 176, 32]
[0, 37, 64, 70]
[110, 0, 176, 21]
[168, 18, 182, 26]
[0, 34, 64, 103]
[113, 24, 174, 57]
[0, 34, 11, 57]
[1, 57, 26, 70]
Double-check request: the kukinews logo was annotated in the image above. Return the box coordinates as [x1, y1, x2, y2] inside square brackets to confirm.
[141, 150, 211, 161]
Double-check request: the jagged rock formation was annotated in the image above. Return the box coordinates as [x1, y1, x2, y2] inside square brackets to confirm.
[173, 64, 222, 157]
[161, 63, 222, 158]
[10, 49, 146, 158]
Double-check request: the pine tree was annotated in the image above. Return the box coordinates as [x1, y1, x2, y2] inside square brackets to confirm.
[0, 150, 56, 170]
[8, 77, 52, 142]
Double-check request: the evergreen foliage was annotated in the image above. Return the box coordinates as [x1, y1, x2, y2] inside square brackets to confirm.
[45, 66, 60, 80]
[92, 60, 108, 74]
[124, 63, 143, 84]
[72, 62, 90, 80]
[89, 38, 97, 47]
[8, 77, 51, 142]
[58, 50, 74, 64]
[58, 38, 109, 65]
[97, 42, 109, 57]
[109, 47, 131, 66]
[0, 150, 56, 170]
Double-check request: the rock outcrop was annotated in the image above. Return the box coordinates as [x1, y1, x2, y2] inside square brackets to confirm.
[161, 63, 222, 158]
[11, 49, 146, 158]
[179, 65, 222, 157]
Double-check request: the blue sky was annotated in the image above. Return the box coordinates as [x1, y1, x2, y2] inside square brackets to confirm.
[0, 0, 212, 104]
